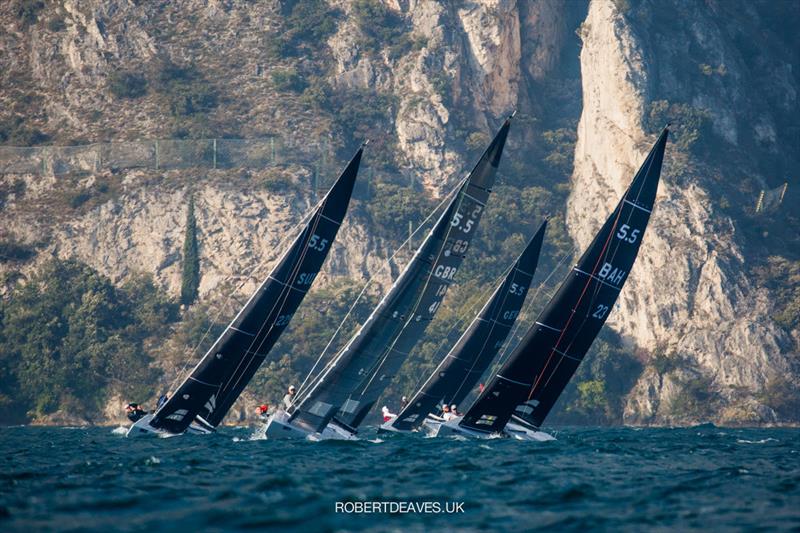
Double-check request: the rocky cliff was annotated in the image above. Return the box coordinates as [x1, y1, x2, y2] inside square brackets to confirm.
[570, 0, 798, 425]
[1, 0, 797, 425]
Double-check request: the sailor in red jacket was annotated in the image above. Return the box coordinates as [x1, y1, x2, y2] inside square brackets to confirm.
[381, 405, 396, 423]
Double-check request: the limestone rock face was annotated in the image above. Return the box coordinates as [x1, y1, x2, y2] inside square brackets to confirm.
[570, 0, 795, 425]
[328, 0, 526, 193]
[1, 0, 796, 426]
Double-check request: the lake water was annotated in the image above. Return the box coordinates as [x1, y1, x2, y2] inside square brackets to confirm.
[1, 425, 798, 531]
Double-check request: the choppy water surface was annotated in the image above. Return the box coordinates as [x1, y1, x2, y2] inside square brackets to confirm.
[1, 425, 798, 531]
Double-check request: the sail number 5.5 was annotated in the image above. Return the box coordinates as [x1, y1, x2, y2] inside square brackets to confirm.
[616, 224, 640, 244]
[308, 234, 329, 251]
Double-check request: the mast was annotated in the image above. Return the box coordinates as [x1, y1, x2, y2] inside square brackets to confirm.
[390, 219, 547, 431]
[289, 116, 514, 434]
[149, 147, 363, 434]
[459, 127, 669, 433]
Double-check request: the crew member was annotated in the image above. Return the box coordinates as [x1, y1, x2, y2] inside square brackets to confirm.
[381, 406, 395, 423]
[442, 404, 454, 421]
[283, 385, 297, 410]
[256, 403, 270, 419]
[450, 404, 460, 417]
[125, 403, 146, 423]
[400, 396, 409, 411]
[157, 393, 169, 410]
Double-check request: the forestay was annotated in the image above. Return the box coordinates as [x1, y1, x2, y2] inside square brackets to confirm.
[149, 147, 363, 434]
[290, 117, 514, 434]
[390, 219, 547, 432]
[459, 127, 669, 434]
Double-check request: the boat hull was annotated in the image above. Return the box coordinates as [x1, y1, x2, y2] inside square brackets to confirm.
[435, 416, 554, 441]
[504, 420, 556, 441]
[125, 414, 214, 438]
[262, 410, 358, 441]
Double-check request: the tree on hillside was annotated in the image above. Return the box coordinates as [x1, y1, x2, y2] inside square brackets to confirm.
[0, 260, 176, 423]
[180, 194, 200, 305]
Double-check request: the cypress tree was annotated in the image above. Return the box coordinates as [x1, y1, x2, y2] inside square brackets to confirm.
[180, 194, 200, 305]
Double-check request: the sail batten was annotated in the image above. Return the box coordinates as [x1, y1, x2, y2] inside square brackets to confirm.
[389, 220, 546, 432]
[148, 148, 363, 434]
[290, 117, 514, 434]
[459, 128, 669, 433]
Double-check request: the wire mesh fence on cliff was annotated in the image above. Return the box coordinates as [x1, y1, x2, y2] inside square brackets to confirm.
[0, 137, 336, 179]
[755, 182, 789, 214]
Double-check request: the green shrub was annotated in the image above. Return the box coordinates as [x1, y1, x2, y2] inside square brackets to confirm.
[542, 128, 578, 174]
[755, 256, 800, 332]
[108, 72, 147, 98]
[47, 17, 66, 32]
[261, 172, 295, 193]
[353, 0, 412, 56]
[326, 87, 398, 166]
[0, 240, 36, 263]
[153, 60, 218, 117]
[16, 0, 44, 27]
[668, 373, 721, 419]
[69, 190, 92, 209]
[274, 0, 340, 56]
[645, 100, 712, 154]
[0, 117, 50, 146]
[271, 68, 307, 93]
[465, 132, 490, 151]
[759, 377, 800, 421]
[109, 72, 148, 99]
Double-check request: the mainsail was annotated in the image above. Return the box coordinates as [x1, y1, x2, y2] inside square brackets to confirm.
[289, 117, 513, 434]
[148, 147, 363, 434]
[459, 127, 668, 434]
[389, 219, 547, 431]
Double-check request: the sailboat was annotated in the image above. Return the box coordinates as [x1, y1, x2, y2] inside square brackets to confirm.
[382, 219, 547, 436]
[127, 147, 364, 437]
[439, 126, 669, 441]
[263, 115, 514, 440]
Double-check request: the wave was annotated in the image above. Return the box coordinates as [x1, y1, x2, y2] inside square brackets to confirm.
[736, 438, 779, 444]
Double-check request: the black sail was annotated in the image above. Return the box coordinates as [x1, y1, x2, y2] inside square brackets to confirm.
[290, 117, 513, 434]
[460, 127, 668, 434]
[150, 148, 363, 434]
[390, 219, 546, 432]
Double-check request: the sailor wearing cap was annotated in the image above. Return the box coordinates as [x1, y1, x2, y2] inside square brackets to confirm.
[283, 385, 297, 410]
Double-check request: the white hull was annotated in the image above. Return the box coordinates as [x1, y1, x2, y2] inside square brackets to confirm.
[125, 413, 214, 438]
[421, 416, 443, 437]
[435, 416, 555, 441]
[377, 413, 444, 436]
[262, 410, 358, 441]
[437, 416, 500, 438]
[504, 420, 556, 441]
